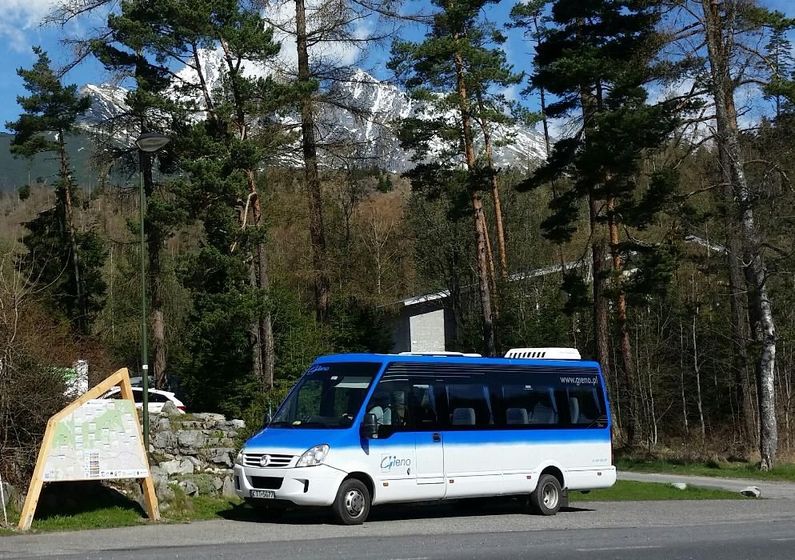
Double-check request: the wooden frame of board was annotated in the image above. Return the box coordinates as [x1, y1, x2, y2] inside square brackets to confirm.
[17, 367, 160, 530]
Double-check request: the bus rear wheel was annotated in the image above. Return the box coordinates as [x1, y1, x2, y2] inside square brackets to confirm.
[529, 474, 562, 516]
[332, 478, 371, 525]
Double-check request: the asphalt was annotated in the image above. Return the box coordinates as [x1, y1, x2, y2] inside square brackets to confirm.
[3, 473, 795, 560]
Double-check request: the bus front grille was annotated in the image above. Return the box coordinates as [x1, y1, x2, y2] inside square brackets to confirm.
[243, 453, 294, 468]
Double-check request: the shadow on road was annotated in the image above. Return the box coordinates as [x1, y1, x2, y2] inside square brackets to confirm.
[217, 496, 595, 525]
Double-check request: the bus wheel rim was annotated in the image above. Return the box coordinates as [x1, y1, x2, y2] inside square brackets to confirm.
[345, 489, 365, 517]
[542, 483, 558, 509]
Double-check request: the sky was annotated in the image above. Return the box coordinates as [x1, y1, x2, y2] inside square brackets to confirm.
[0, 0, 793, 134]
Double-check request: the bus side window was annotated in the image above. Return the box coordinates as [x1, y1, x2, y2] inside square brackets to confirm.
[446, 384, 493, 427]
[408, 384, 438, 428]
[366, 379, 407, 428]
[566, 386, 604, 426]
[366, 378, 442, 430]
[530, 389, 559, 425]
[500, 384, 560, 427]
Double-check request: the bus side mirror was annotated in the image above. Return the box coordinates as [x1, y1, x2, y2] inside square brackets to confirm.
[361, 413, 378, 439]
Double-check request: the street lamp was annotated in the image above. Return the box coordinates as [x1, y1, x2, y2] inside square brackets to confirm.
[135, 132, 170, 451]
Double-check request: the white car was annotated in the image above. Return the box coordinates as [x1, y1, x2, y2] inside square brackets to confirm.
[100, 386, 186, 414]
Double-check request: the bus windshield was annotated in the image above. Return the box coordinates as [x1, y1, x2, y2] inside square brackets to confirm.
[269, 362, 380, 429]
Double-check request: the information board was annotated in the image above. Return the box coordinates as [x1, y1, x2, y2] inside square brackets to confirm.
[18, 368, 159, 530]
[42, 399, 149, 482]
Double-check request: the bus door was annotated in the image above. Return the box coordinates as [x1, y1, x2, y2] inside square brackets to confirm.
[363, 375, 445, 501]
[410, 382, 445, 498]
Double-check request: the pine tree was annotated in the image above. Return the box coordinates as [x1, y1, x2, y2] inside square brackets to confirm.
[763, 13, 795, 119]
[6, 47, 104, 335]
[390, 0, 522, 355]
[522, 0, 686, 445]
[695, 0, 794, 470]
[93, 0, 294, 392]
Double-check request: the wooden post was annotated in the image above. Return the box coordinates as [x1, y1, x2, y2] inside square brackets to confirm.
[18, 368, 160, 530]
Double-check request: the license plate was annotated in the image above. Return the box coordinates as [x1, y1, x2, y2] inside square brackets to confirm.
[251, 490, 276, 499]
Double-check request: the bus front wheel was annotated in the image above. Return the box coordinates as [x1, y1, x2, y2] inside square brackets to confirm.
[332, 478, 371, 525]
[529, 474, 562, 515]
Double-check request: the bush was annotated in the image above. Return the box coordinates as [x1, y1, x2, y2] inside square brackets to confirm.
[0, 254, 75, 487]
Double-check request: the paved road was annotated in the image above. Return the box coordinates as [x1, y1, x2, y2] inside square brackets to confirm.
[3, 497, 795, 560]
[618, 471, 795, 499]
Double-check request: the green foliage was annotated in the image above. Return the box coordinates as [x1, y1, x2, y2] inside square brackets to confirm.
[7, 47, 104, 333]
[328, 297, 395, 354]
[5, 48, 91, 159]
[521, 0, 690, 302]
[17, 184, 30, 201]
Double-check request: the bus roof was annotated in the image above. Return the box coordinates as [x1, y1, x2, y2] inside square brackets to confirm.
[314, 352, 601, 371]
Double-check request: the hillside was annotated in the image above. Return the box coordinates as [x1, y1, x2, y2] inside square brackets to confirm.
[0, 133, 108, 193]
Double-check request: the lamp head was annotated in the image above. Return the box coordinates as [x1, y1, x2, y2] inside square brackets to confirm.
[135, 132, 171, 153]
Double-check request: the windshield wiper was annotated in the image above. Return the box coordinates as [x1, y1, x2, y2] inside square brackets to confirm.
[586, 415, 608, 428]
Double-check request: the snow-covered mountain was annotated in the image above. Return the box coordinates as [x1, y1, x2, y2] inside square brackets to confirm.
[78, 67, 547, 172]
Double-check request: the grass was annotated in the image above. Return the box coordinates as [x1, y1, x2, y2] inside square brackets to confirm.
[571, 480, 746, 502]
[617, 457, 795, 482]
[0, 483, 242, 536]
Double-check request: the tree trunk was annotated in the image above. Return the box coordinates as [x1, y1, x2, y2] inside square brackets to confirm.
[295, 0, 331, 323]
[580, 81, 613, 402]
[453, 50, 495, 356]
[57, 132, 87, 334]
[702, 0, 777, 469]
[218, 39, 276, 391]
[479, 211, 499, 319]
[608, 199, 639, 446]
[475, 93, 508, 279]
[679, 322, 689, 434]
[141, 151, 168, 389]
[693, 310, 706, 440]
[723, 176, 756, 446]
[249, 171, 275, 391]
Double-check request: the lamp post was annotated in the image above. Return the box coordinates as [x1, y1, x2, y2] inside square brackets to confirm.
[135, 132, 170, 451]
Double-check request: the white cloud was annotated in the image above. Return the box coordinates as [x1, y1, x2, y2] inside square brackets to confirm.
[500, 84, 521, 103]
[260, 0, 373, 75]
[0, 0, 58, 51]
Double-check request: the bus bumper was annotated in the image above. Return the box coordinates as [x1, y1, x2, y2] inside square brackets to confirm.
[234, 464, 345, 506]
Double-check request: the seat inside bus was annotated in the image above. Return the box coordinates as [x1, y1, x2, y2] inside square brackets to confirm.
[506, 407, 529, 425]
[529, 398, 558, 424]
[569, 397, 580, 424]
[451, 407, 476, 425]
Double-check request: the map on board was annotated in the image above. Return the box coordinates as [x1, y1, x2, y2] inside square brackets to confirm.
[42, 399, 149, 482]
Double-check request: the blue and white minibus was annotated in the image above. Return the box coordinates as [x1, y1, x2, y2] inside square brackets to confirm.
[234, 348, 616, 524]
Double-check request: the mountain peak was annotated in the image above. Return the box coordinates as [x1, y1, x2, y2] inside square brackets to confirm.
[78, 65, 546, 172]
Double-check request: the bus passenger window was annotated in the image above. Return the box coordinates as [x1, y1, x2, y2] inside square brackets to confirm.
[529, 392, 558, 425]
[408, 385, 438, 427]
[566, 387, 604, 426]
[446, 384, 493, 426]
[501, 384, 559, 426]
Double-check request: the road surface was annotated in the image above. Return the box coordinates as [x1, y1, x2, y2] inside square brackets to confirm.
[3, 495, 795, 560]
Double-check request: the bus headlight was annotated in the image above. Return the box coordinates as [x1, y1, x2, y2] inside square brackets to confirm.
[296, 444, 329, 467]
[234, 451, 244, 466]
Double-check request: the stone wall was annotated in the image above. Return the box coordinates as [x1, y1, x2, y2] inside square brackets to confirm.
[148, 404, 245, 504]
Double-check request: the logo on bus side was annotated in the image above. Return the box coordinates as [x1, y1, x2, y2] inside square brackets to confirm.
[559, 375, 598, 386]
[381, 455, 411, 472]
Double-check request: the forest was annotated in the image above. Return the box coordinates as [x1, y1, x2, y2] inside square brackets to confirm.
[1, 0, 795, 488]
